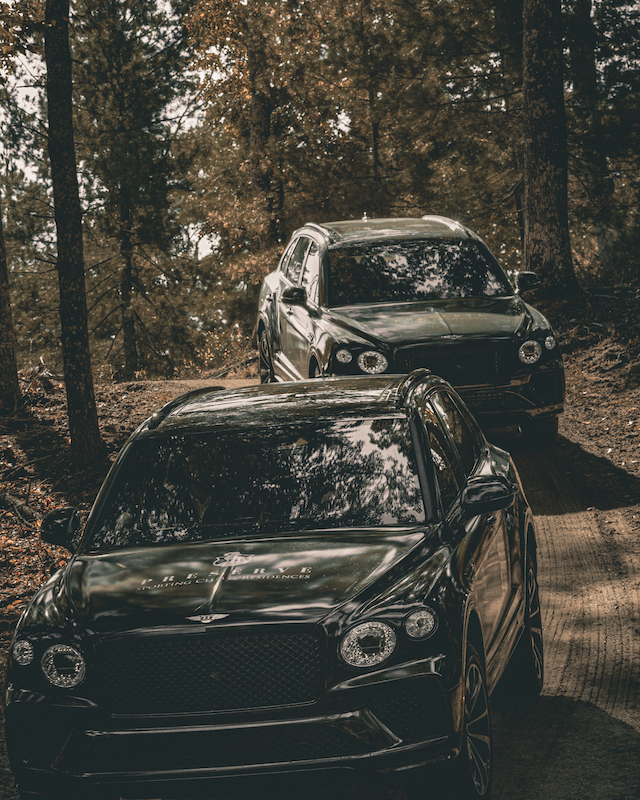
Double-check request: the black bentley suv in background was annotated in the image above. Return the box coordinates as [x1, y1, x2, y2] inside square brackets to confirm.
[256, 216, 564, 443]
[6, 372, 542, 800]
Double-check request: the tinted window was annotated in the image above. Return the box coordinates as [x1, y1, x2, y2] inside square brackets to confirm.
[89, 417, 425, 550]
[430, 392, 480, 478]
[284, 237, 310, 284]
[327, 240, 512, 306]
[423, 403, 460, 512]
[301, 242, 320, 305]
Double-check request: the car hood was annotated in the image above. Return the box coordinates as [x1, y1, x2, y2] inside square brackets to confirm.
[330, 297, 527, 344]
[65, 531, 428, 632]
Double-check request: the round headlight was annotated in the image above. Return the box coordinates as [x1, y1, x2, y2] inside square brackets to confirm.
[405, 608, 438, 639]
[544, 335, 557, 350]
[336, 348, 353, 364]
[340, 621, 396, 668]
[518, 340, 542, 365]
[41, 644, 86, 688]
[357, 351, 388, 374]
[12, 640, 34, 666]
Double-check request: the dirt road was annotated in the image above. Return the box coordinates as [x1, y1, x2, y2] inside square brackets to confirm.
[2, 406, 640, 799]
[489, 432, 640, 800]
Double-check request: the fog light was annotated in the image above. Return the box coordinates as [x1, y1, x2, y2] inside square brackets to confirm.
[336, 349, 353, 364]
[357, 351, 388, 374]
[544, 335, 557, 350]
[340, 621, 396, 667]
[41, 644, 86, 688]
[405, 608, 438, 639]
[518, 340, 542, 365]
[12, 640, 34, 666]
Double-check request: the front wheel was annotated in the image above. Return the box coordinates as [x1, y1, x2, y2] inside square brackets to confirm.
[259, 331, 274, 384]
[404, 642, 492, 800]
[451, 642, 493, 799]
[495, 554, 544, 703]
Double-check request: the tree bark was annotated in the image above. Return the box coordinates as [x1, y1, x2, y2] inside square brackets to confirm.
[567, 0, 617, 282]
[522, 0, 580, 295]
[0, 202, 22, 413]
[45, 0, 104, 464]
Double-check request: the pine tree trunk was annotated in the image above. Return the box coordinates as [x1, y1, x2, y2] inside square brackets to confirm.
[119, 190, 138, 380]
[522, 0, 580, 295]
[568, 0, 617, 283]
[0, 203, 21, 413]
[247, 36, 279, 245]
[45, 0, 104, 465]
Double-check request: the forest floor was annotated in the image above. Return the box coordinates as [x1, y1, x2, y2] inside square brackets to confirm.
[1, 283, 640, 799]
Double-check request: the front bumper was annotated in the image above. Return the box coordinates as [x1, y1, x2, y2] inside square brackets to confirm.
[457, 367, 565, 428]
[6, 664, 459, 799]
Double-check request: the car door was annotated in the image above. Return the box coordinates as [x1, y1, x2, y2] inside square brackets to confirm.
[425, 391, 513, 660]
[278, 236, 312, 377]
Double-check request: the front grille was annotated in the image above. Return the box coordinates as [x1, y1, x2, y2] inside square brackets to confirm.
[97, 630, 323, 716]
[395, 340, 511, 386]
[366, 680, 450, 743]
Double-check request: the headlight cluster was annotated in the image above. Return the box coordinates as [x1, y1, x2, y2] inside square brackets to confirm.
[335, 348, 388, 374]
[339, 607, 438, 668]
[518, 333, 557, 365]
[12, 639, 86, 688]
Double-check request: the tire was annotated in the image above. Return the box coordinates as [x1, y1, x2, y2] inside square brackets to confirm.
[258, 330, 274, 384]
[404, 642, 492, 800]
[494, 552, 544, 703]
[309, 360, 321, 379]
[449, 641, 493, 799]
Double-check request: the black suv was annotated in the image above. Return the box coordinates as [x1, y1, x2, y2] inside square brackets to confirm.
[256, 216, 564, 442]
[5, 373, 541, 800]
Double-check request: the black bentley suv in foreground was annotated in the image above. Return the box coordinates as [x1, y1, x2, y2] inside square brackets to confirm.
[256, 216, 564, 442]
[5, 372, 543, 800]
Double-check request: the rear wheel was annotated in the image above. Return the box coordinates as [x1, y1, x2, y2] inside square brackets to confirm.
[259, 330, 274, 384]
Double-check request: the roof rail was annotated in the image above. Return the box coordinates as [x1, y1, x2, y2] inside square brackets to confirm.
[146, 385, 226, 430]
[303, 222, 333, 238]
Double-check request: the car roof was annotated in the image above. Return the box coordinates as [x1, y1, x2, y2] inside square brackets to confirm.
[301, 216, 474, 245]
[138, 372, 448, 438]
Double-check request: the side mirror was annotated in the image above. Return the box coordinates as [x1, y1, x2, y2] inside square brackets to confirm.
[41, 507, 82, 553]
[461, 476, 514, 515]
[281, 286, 307, 305]
[516, 271, 541, 293]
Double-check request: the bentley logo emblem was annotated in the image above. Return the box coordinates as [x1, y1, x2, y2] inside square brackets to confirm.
[213, 552, 254, 567]
[186, 613, 229, 624]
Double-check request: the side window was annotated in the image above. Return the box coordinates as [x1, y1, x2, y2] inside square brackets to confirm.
[301, 243, 320, 305]
[279, 241, 296, 278]
[430, 391, 481, 478]
[283, 237, 310, 284]
[423, 403, 461, 512]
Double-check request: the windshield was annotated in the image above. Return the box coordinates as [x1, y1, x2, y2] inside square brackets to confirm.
[89, 417, 426, 550]
[327, 240, 512, 306]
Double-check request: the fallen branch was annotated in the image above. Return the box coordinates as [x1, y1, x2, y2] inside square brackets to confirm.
[0, 492, 42, 522]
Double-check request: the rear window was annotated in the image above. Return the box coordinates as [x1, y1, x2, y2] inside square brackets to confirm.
[89, 417, 426, 550]
[327, 240, 512, 306]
